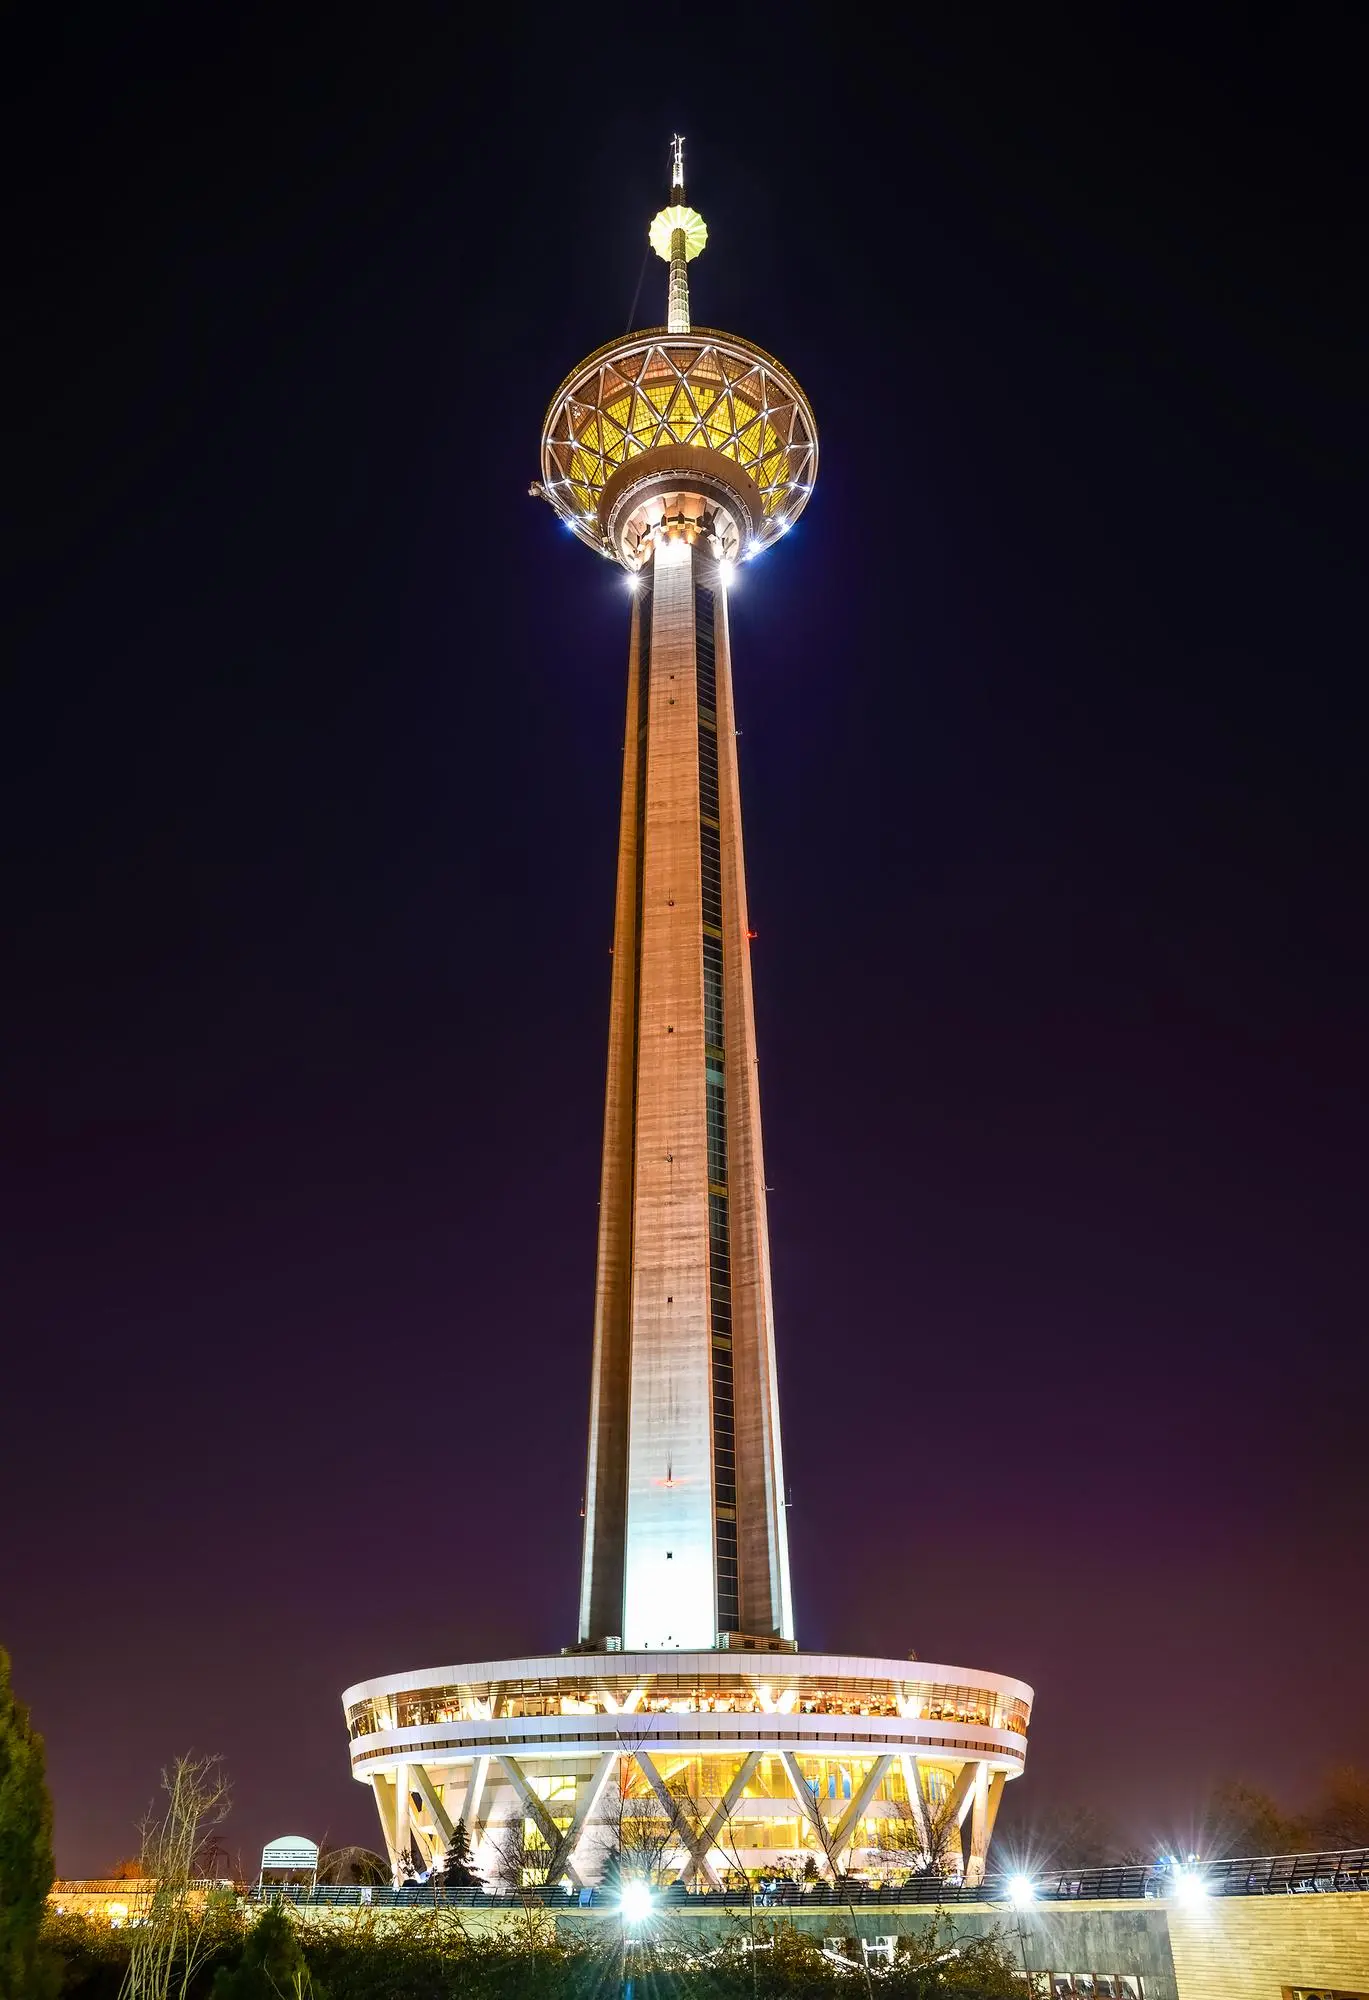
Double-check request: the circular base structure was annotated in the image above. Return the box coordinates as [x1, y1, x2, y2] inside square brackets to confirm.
[344, 1652, 1031, 1889]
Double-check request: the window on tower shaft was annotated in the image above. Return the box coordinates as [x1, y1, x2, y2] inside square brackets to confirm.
[696, 575, 738, 1636]
[698, 711, 720, 822]
[631, 570, 653, 1089]
[703, 933, 724, 1052]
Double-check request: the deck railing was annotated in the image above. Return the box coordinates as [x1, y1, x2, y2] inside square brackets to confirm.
[245, 1849, 1369, 1908]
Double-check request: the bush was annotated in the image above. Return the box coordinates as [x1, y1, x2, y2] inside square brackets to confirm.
[297, 1918, 1026, 2000]
[214, 1905, 316, 1997]
[40, 1914, 129, 2000]
[43, 1908, 1026, 2000]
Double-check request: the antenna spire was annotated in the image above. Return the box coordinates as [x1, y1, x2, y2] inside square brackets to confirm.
[649, 135, 707, 334]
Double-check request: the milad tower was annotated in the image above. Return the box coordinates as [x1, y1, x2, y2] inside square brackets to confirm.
[342, 142, 1033, 1890]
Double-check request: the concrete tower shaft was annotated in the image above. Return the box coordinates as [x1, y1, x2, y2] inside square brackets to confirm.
[581, 533, 792, 1651]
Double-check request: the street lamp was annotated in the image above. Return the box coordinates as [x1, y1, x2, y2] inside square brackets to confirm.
[619, 1880, 653, 1926]
[1171, 1865, 1208, 1906]
[1004, 1875, 1037, 1982]
[619, 1880, 653, 2000]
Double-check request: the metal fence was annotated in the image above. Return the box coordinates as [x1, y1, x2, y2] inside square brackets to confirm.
[247, 1849, 1369, 1909]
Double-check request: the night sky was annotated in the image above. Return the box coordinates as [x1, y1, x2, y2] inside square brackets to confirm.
[6, 10, 1365, 1879]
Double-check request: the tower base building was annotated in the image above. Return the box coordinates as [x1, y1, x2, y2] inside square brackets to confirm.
[343, 1652, 1030, 1888]
[343, 142, 1033, 1887]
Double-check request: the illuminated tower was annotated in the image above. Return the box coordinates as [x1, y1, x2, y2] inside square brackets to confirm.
[343, 145, 1032, 1892]
[535, 137, 815, 1655]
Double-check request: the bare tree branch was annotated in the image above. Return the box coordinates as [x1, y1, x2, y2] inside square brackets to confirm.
[118, 1754, 233, 2000]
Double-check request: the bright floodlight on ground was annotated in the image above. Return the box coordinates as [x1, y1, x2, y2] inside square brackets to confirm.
[1007, 1874, 1036, 1909]
[620, 1880, 653, 1924]
[1172, 1866, 1208, 1905]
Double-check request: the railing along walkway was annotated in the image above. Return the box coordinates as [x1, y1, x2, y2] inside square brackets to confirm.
[249, 1848, 1369, 1909]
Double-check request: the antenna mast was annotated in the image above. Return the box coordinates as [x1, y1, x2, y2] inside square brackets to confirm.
[649, 134, 707, 333]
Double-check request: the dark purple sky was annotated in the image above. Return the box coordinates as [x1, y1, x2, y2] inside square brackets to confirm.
[5, 10, 1365, 1878]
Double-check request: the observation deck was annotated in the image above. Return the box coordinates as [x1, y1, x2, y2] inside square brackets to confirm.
[538, 327, 817, 567]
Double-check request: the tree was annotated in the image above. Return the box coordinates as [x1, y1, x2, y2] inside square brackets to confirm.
[594, 1767, 700, 1893]
[1205, 1781, 1307, 1858]
[431, 1818, 479, 1889]
[896, 1916, 1029, 1996]
[1015, 1800, 1128, 1869]
[1200, 1766, 1369, 1859]
[315, 1844, 389, 1887]
[782, 1770, 875, 2000]
[486, 1816, 558, 1951]
[119, 1753, 235, 2000]
[1312, 1766, 1369, 1849]
[212, 1906, 314, 2000]
[873, 1784, 963, 1881]
[0, 1646, 56, 2000]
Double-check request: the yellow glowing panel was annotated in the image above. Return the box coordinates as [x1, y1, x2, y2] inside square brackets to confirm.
[649, 206, 707, 261]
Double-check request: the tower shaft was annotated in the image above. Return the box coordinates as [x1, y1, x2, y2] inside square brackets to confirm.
[580, 538, 793, 1650]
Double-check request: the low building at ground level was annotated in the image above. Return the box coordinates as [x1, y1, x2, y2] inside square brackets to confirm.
[48, 1880, 230, 1925]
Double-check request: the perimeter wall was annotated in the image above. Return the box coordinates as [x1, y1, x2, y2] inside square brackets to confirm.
[276, 1892, 1369, 1998]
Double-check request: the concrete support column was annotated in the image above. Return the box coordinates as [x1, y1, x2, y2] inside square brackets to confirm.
[370, 1775, 399, 1875]
[393, 1764, 411, 1884]
[984, 1770, 1006, 1858]
[965, 1761, 990, 1886]
[464, 1754, 490, 1831]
